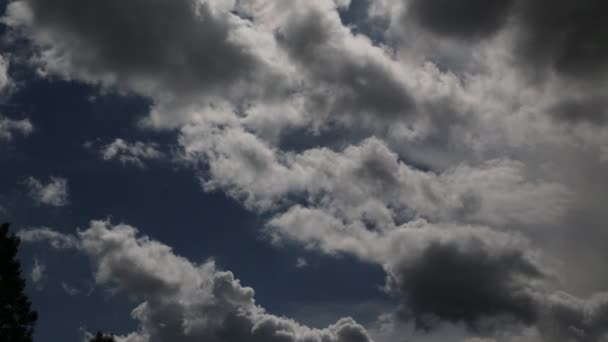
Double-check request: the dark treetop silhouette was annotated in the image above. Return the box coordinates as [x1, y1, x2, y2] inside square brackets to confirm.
[0, 223, 38, 342]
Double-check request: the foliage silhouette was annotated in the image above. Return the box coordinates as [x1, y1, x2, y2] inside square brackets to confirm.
[89, 331, 117, 342]
[0, 223, 38, 342]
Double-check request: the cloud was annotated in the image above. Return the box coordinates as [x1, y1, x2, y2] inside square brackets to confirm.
[0, 55, 13, 91]
[3, 0, 291, 130]
[268, 206, 546, 325]
[182, 124, 570, 229]
[5, 0, 274, 93]
[295, 257, 309, 269]
[273, 2, 415, 126]
[61, 282, 81, 296]
[7, 0, 608, 339]
[387, 239, 541, 329]
[268, 209, 608, 340]
[23, 220, 373, 342]
[5, 0, 468, 136]
[24, 220, 608, 342]
[513, 0, 608, 80]
[392, 0, 608, 82]
[98, 139, 165, 167]
[30, 258, 45, 284]
[0, 115, 33, 140]
[19, 227, 79, 249]
[405, 0, 514, 40]
[23, 176, 69, 207]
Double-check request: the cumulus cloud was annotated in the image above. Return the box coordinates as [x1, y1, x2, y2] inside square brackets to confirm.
[22, 221, 373, 342]
[23, 176, 69, 206]
[99, 139, 165, 167]
[0, 115, 33, 140]
[5, 0, 274, 93]
[3, 0, 292, 129]
[22, 220, 608, 342]
[264, 193, 608, 340]
[268, 210, 608, 340]
[273, 1, 415, 127]
[182, 123, 570, 229]
[387, 238, 541, 329]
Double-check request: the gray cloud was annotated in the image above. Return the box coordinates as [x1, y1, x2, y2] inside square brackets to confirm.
[538, 292, 608, 342]
[268, 206, 608, 341]
[550, 97, 608, 125]
[276, 5, 415, 125]
[61, 282, 81, 296]
[405, 0, 514, 40]
[4, 0, 287, 130]
[8, 0, 257, 90]
[0, 55, 12, 91]
[30, 258, 45, 284]
[398, 0, 608, 82]
[7, 0, 608, 340]
[23, 176, 69, 207]
[388, 240, 541, 330]
[0, 115, 33, 140]
[18, 227, 79, 249]
[514, 0, 608, 80]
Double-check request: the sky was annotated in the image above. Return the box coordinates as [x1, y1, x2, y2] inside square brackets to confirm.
[2, 0, 608, 341]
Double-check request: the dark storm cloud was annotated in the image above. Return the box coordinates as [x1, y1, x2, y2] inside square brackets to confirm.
[514, 0, 608, 80]
[388, 239, 543, 329]
[9, 0, 265, 95]
[550, 97, 608, 125]
[276, 8, 415, 123]
[405, 0, 514, 40]
[539, 292, 608, 342]
[403, 0, 608, 80]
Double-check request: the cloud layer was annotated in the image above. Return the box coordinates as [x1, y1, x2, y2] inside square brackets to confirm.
[6, 0, 608, 340]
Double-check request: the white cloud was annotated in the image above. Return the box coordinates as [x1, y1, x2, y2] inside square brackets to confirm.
[23, 176, 69, 207]
[19, 226, 78, 248]
[99, 139, 165, 167]
[23, 221, 374, 342]
[181, 122, 570, 231]
[0, 115, 33, 140]
[30, 258, 45, 284]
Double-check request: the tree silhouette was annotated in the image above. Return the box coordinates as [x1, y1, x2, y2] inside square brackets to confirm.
[89, 331, 116, 342]
[0, 223, 38, 342]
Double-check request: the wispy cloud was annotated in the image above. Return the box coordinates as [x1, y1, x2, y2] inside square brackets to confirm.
[30, 258, 45, 284]
[0, 115, 33, 141]
[23, 176, 68, 207]
[97, 138, 165, 167]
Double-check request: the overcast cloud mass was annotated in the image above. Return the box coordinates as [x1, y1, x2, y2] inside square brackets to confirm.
[2, 0, 608, 341]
